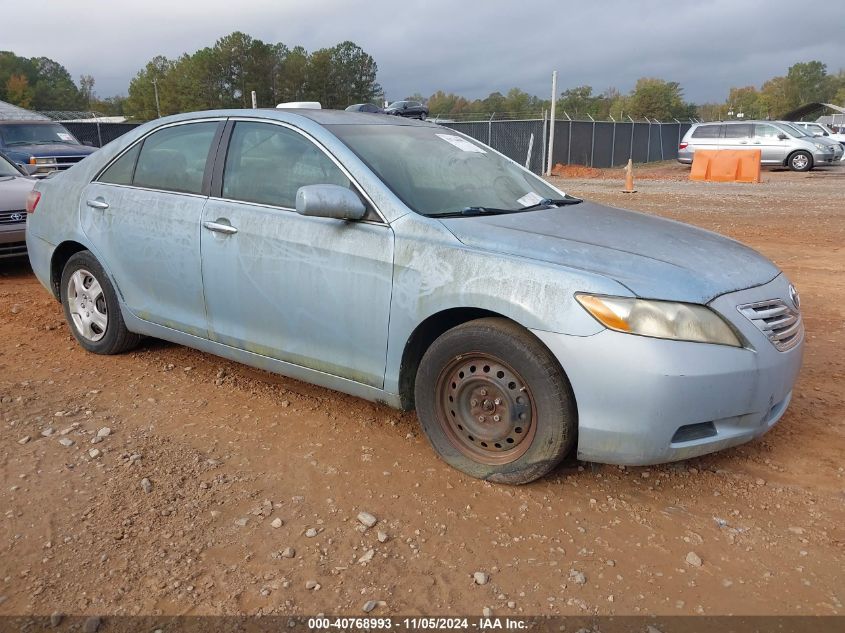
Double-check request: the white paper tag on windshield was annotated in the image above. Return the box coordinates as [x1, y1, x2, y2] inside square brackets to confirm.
[517, 192, 545, 207]
[57, 133, 73, 141]
[436, 133, 486, 153]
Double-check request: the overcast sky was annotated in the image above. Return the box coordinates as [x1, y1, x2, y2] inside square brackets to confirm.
[4, 0, 845, 104]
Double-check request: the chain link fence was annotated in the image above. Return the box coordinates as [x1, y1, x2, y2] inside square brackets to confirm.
[439, 116, 694, 174]
[36, 112, 694, 174]
[37, 111, 142, 148]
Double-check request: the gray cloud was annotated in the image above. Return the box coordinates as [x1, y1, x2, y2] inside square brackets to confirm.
[4, 0, 844, 104]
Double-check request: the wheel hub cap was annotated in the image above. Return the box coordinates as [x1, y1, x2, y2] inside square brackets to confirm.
[436, 355, 536, 465]
[66, 268, 108, 342]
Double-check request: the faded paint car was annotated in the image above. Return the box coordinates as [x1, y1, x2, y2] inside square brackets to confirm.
[25, 109, 804, 484]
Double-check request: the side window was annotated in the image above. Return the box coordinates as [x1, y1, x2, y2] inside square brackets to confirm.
[755, 124, 780, 138]
[98, 143, 141, 185]
[724, 124, 753, 138]
[691, 125, 720, 139]
[133, 122, 218, 194]
[222, 121, 353, 209]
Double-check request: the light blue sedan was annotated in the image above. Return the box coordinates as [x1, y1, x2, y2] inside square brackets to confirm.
[25, 109, 804, 483]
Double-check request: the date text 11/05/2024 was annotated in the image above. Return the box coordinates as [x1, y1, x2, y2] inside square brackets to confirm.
[307, 617, 527, 630]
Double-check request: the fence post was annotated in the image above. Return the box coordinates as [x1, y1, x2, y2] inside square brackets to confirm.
[588, 114, 596, 167]
[658, 120, 664, 161]
[645, 117, 652, 163]
[95, 118, 102, 148]
[546, 71, 557, 176]
[541, 110, 548, 175]
[488, 113, 494, 146]
[610, 120, 616, 167]
[567, 119, 572, 166]
[628, 116, 635, 161]
[525, 133, 534, 170]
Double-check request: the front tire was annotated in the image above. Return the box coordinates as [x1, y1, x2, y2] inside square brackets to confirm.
[415, 318, 576, 484]
[419, 112, 427, 121]
[788, 150, 812, 172]
[61, 251, 140, 355]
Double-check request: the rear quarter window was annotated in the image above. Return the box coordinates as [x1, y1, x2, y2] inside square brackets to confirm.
[691, 125, 721, 139]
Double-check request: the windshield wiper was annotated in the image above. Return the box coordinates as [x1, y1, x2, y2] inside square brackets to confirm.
[436, 195, 583, 218]
[518, 195, 582, 211]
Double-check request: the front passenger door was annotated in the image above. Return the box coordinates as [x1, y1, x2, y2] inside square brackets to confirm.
[753, 123, 789, 164]
[200, 120, 394, 388]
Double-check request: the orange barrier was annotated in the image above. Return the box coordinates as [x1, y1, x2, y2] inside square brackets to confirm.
[689, 149, 761, 183]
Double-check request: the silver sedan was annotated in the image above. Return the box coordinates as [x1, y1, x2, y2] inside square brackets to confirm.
[25, 109, 804, 483]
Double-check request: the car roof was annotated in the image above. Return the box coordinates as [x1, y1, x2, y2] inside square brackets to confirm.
[156, 108, 433, 128]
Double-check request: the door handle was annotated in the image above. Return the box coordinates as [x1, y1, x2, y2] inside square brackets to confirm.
[86, 199, 109, 210]
[203, 220, 238, 235]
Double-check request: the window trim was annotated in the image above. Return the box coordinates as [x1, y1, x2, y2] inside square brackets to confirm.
[93, 118, 227, 197]
[209, 117, 387, 225]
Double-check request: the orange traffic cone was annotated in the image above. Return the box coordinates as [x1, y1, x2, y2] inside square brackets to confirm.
[622, 159, 636, 193]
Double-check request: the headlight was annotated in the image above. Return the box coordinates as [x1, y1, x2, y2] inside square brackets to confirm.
[814, 143, 827, 151]
[30, 157, 57, 165]
[576, 294, 742, 347]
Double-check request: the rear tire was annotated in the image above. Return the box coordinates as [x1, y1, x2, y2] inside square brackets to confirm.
[419, 112, 427, 121]
[788, 150, 812, 172]
[414, 318, 576, 484]
[61, 251, 140, 355]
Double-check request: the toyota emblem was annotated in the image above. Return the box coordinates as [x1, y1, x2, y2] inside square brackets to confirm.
[789, 284, 800, 310]
[10, 212, 24, 222]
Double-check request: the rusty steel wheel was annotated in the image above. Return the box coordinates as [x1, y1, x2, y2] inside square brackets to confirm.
[415, 317, 576, 484]
[436, 354, 537, 465]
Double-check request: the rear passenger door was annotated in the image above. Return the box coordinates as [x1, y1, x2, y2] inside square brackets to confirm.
[80, 119, 224, 337]
[199, 120, 394, 388]
[719, 123, 754, 151]
[753, 123, 789, 164]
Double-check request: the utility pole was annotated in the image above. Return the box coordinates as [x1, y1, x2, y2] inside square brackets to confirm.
[546, 70, 557, 176]
[151, 78, 161, 118]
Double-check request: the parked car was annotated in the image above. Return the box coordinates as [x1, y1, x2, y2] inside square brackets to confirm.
[26, 109, 803, 483]
[0, 120, 97, 177]
[790, 120, 845, 147]
[384, 100, 428, 120]
[774, 121, 844, 163]
[345, 103, 384, 114]
[678, 120, 836, 171]
[0, 151, 35, 259]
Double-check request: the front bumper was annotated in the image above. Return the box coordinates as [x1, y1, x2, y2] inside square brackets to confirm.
[0, 221, 27, 259]
[532, 274, 804, 465]
[813, 149, 836, 165]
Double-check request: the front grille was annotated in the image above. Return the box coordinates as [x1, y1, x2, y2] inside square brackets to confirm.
[0, 209, 27, 224]
[738, 299, 803, 352]
[33, 155, 87, 174]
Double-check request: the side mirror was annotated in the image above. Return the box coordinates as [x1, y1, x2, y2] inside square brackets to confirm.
[296, 184, 366, 221]
[777, 133, 788, 140]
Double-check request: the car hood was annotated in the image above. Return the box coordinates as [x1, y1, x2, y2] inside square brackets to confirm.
[0, 175, 35, 211]
[439, 201, 780, 304]
[3, 143, 96, 158]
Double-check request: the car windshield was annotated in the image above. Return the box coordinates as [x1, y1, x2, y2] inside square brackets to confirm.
[0, 154, 20, 176]
[329, 124, 562, 217]
[0, 123, 81, 146]
[776, 123, 810, 138]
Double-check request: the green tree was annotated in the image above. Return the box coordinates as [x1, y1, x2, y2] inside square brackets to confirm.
[628, 78, 695, 120]
[785, 61, 833, 107]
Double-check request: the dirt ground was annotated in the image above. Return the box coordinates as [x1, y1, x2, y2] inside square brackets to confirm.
[1, 162, 843, 619]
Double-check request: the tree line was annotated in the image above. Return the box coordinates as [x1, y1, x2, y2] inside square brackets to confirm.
[123, 32, 380, 119]
[1, 40, 843, 123]
[0, 51, 89, 111]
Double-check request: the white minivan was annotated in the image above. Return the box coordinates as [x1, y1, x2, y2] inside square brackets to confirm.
[678, 120, 836, 171]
